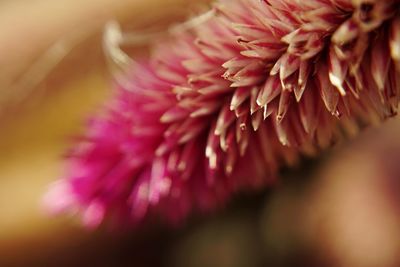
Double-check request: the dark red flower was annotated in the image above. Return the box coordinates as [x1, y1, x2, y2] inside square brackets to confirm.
[45, 0, 400, 228]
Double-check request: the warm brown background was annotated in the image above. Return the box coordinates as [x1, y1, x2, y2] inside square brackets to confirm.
[0, 0, 206, 265]
[1, 1, 400, 267]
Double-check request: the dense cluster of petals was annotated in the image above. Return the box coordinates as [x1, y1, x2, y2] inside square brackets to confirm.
[46, 0, 400, 227]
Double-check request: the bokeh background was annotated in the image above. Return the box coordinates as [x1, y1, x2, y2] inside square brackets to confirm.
[1, 1, 400, 266]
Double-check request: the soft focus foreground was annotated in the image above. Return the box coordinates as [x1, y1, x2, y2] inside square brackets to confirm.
[0, 0, 400, 267]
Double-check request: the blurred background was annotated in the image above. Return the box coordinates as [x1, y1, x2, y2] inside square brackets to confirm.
[0, 1, 400, 266]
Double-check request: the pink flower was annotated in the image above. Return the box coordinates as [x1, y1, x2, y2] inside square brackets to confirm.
[45, 0, 400, 228]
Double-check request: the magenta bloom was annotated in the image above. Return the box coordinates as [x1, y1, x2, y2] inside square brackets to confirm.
[45, 0, 400, 228]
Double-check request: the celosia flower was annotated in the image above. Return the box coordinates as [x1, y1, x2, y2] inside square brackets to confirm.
[45, 0, 400, 228]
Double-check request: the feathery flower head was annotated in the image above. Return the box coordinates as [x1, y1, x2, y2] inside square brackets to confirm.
[45, 0, 400, 228]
